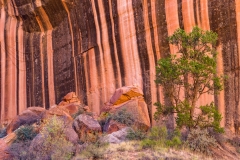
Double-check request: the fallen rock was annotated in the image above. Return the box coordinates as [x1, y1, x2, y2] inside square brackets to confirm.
[58, 103, 80, 115]
[101, 86, 150, 131]
[58, 92, 81, 106]
[73, 114, 102, 142]
[48, 107, 73, 121]
[110, 86, 143, 105]
[103, 119, 126, 134]
[109, 97, 150, 131]
[6, 107, 45, 134]
[100, 127, 132, 144]
[64, 124, 79, 145]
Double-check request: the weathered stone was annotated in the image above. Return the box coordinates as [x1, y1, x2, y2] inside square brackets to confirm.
[58, 103, 80, 115]
[110, 86, 143, 105]
[6, 107, 45, 134]
[106, 97, 150, 131]
[48, 107, 73, 121]
[100, 127, 132, 144]
[73, 114, 102, 142]
[63, 92, 76, 101]
[103, 120, 126, 134]
[64, 125, 79, 145]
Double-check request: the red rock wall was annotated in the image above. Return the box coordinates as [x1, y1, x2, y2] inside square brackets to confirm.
[0, 0, 239, 132]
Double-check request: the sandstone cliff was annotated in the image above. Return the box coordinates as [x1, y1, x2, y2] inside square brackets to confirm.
[0, 0, 239, 132]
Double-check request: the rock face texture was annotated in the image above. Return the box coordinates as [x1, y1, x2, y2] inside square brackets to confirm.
[0, 0, 240, 132]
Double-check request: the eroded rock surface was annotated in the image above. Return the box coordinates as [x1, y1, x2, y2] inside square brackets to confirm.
[73, 114, 102, 142]
[100, 127, 132, 144]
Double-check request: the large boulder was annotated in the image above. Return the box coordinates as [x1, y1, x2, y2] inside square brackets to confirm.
[6, 107, 46, 134]
[101, 86, 150, 131]
[100, 127, 132, 144]
[109, 86, 143, 105]
[73, 114, 102, 142]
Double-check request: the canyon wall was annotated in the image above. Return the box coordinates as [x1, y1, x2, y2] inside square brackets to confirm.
[0, 0, 239, 132]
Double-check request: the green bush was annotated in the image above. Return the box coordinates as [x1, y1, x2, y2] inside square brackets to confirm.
[186, 128, 217, 155]
[112, 109, 134, 126]
[149, 126, 168, 141]
[141, 139, 157, 149]
[76, 141, 109, 159]
[29, 116, 74, 160]
[140, 126, 182, 149]
[127, 129, 147, 140]
[15, 125, 37, 142]
[165, 136, 182, 147]
[71, 108, 85, 119]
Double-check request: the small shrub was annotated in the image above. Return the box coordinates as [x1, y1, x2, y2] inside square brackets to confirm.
[77, 141, 108, 159]
[165, 136, 182, 147]
[72, 108, 84, 119]
[149, 126, 168, 141]
[98, 112, 112, 129]
[141, 139, 157, 149]
[186, 128, 217, 155]
[15, 125, 37, 142]
[112, 109, 134, 126]
[29, 116, 74, 160]
[127, 129, 147, 140]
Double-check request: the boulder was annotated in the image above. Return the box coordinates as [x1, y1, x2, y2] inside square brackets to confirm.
[6, 107, 45, 134]
[64, 124, 79, 144]
[58, 92, 81, 106]
[48, 107, 73, 121]
[103, 120, 126, 134]
[110, 86, 143, 105]
[73, 114, 102, 142]
[109, 97, 150, 131]
[101, 86, 150, 131]
[100, 127, 132, 144]
[58, 103, 80, 115]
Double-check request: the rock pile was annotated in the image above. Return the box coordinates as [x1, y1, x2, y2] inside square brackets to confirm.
[0, 87, 151, 159]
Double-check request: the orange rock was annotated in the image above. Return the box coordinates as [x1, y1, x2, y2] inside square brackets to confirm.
[63, 92, 77, 101]
[104, 120, 126, 134]
[48, 107, 73, 121]
[110, 97, 150, 131]
[110, 86, 143, 105]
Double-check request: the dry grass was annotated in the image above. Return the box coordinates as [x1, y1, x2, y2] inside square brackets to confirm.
[74, 140, 213, 160]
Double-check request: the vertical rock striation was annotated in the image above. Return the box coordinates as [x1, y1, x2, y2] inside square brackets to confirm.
[0, 0, 240, 132]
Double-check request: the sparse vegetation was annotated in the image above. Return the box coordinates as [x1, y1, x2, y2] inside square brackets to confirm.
[28, 116, 74, 160]
[75, 141, 109, 159]
[126, 129, 147, 140]
[111, 109, 135, 126]
[137, 126, 182, 149]
[186, 128, 217, 155]
[15, 125, 37, 142]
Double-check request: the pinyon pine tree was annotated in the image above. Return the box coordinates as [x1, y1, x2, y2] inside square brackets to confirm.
[154, 26, 224, 133]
